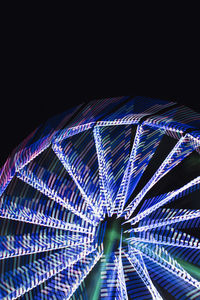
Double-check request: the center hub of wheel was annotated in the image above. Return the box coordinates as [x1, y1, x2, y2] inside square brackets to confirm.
[102, 214, 130, 256]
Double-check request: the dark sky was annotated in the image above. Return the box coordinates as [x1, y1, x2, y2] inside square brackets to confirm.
[0, 95, 199, 168]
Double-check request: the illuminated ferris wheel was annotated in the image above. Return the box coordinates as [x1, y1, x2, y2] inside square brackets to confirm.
[0, 96, 200, 299]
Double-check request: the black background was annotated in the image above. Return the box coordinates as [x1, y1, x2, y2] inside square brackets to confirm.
[0, 95, 199, 168]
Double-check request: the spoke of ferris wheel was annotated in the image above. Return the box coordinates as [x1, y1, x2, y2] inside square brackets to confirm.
[64, 247, 103, 300]
[126, 231, 200, 249]
[17, 168, 98, 226]
[93, 126, 115, 216]
[33, 245, 103, 300]
[114, 125, 144, 216]
[52, 142, 103, 219]
[114, 234, 129, 300]
[0, 244, 98, 300]
[124, 176, 200, 225]
[127, 208, 200, 233]
[0, 230, 92, 260]
[123, 134, 195, 220]
[115, 255, 129, 299]
[0, 198, 95, 236]
[115, 124, 163, 217]
[124, 248, 163, 300]
[132, 241, 200, 290]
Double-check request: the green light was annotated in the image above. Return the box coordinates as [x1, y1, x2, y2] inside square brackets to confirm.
[91, 215, 130, 299]
[177, 258, 200, 280]
[92, 226, 118, 299]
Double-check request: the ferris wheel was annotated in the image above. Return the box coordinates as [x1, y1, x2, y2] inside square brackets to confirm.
[0, 96, 200, 299]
